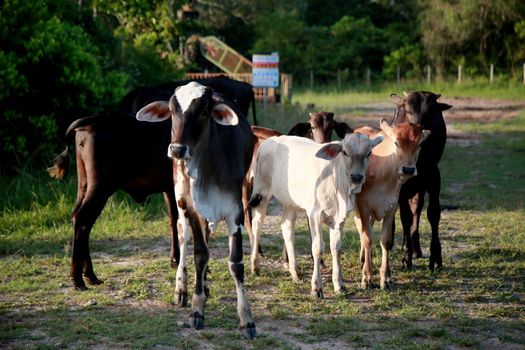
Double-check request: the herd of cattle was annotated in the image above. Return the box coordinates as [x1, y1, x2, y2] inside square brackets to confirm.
[48, 76, 452, 339]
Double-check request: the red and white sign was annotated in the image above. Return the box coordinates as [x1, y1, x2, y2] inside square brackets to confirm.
[252, 53, 279, 88]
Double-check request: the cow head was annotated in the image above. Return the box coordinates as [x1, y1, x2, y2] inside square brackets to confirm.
[315, 133, 384, 191]
[136, 82, 239, 160]
[380, 119, 431, 180]
[391, 91, 452, 125]
[287, 111, 353, 143]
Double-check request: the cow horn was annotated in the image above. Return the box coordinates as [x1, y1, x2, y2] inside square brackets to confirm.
[436, 93, 441, 99]
[403, 91, 409, 97]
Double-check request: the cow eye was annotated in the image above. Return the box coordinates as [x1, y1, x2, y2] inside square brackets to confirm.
[342, 150, 348, 156]
[394, 141, 400, 148]
[367, 151, 372, 157]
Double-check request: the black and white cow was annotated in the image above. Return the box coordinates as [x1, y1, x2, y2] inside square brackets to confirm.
[136, 82, 256, 339]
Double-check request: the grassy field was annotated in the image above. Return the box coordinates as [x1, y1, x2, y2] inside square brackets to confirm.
[1, 86, 525, 349]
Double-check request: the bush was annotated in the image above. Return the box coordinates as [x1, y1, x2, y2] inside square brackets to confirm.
[0, 0, 129, 173]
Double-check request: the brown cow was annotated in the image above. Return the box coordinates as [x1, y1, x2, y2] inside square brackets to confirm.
[353, 120, 430, 290]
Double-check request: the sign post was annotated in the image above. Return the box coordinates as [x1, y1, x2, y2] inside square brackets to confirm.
[252, 52, 279, 109]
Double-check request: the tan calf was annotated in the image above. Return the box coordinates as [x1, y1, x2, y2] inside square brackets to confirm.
[353, 120, 430, 290]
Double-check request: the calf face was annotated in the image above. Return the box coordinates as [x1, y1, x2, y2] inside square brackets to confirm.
[380, 119, 430, 179]
[316, 133, 384, 189]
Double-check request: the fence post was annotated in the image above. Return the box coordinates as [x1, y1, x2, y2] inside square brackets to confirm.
[490, 64, 494, 83]
[310, 70, 314, 89]
[426, 65, 431, 85]
[366, 68, 371, 86]
[396, 66, 400, 86]
[457, 64, 462, 83]
[338, 70, 341, 89]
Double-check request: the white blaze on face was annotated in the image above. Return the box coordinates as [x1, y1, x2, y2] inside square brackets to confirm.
[175, 82, 208, 114]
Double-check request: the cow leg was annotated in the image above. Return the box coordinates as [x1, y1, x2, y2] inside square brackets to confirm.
[308, 214, 324, 299]
[226, 213, 256, 339]
[174, 212, 190, 307]
[188, 212, 209, 331]
[250, 195, 270, 276]
[243, 176, 264, 256]
[329, 220, 346, 294]
[411, 192, 425, 259]
[380, 209, 396, 290]
[281, 207, 300, 283]
[354, 215, 374, 289]
[164, 191, 180, 269]
[427, 169, 442, 272]
[70, 188, 111, 290]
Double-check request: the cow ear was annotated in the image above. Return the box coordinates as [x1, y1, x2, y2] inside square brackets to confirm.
[211, 103, 239, 126]
[287, 122, 311, 137]
[437, 103, 452, 111]
[315, 143, 342, 160]
[370, 135, 384, 148]
[379, 118, 394, 138]
[136, 101, 171, 122]
[334, 122, 353, 139]
[390, 93, 404, 106]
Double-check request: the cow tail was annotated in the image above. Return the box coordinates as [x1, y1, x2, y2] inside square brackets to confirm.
[47, 146, 69, 179]
[47, 115, 99, 179]
[249, 193, 263, 208]
[251, 92, 257, 126]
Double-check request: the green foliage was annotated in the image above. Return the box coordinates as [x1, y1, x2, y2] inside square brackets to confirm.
[0, 0, 130, 172]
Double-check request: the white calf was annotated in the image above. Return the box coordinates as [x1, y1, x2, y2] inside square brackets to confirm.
[249, 134, 383, 298]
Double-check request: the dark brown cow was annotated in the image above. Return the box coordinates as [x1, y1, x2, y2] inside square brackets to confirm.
[136, 82, 256, 338]
[391, 91, 452, 271]
[48, 113, 176, 290]
[288, 111, 352, 142]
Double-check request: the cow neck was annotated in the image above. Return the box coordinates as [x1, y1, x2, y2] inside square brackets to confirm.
[332, 155, 353, 198]
[370, 135, 399, 188]
[188, 118, 241, 193]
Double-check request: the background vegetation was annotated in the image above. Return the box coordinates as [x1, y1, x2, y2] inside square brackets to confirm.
[1, 0, 525, 172]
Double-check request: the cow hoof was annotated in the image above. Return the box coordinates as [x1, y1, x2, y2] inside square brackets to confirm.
[85, 275, 103, 286]
[311, 289, 324, 299]
[72, 277, 88, 291]
[170, 259, 178, 269]
[334, 286, 347, 296]
[402, 257, 413, 270]
[381, 280, 393, 290]
[189, 312, 204, 330]
[74, 285, 88, 291]
[204, 286, 211, 298]
[360, 280, 372, 289]
[413, 250, 423, 259]
[175, 291, 188, 307]
[242, 322, 257, 339]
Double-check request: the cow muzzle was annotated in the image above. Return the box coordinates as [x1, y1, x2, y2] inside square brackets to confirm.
[400, 166, 417, 176]
[350, 173, 364, 184]
[168, 144, 190, 159]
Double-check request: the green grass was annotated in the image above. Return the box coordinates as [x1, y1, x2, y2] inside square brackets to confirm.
[1, 92, 524, 349]
[292, 78, 525, 110]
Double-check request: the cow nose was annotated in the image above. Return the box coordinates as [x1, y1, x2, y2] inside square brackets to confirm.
[168, 144, 188, 159]
[351, 173, 364, 183]
[402, 166, 416, 175]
